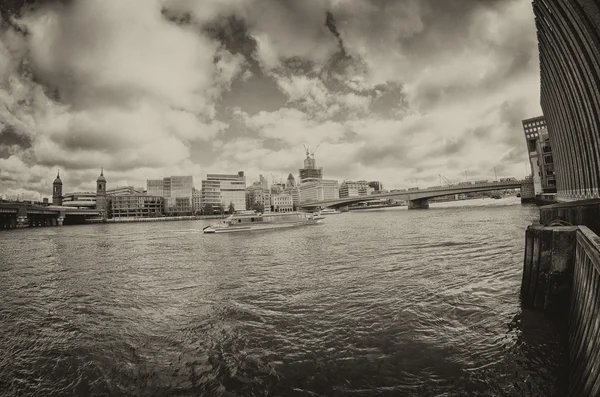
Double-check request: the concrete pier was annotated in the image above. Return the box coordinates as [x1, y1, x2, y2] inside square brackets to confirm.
[521, 223, 600, 395]
[408, 199, 429, 210]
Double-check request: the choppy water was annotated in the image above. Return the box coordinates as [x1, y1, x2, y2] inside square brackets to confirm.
[0, 197, 567, 396]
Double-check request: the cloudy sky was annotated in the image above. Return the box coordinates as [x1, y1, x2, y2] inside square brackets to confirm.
[0, 0, 541, 199]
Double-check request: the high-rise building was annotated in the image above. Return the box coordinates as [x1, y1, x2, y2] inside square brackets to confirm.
[296, 151, 339, 203]
[299, 153, 323, 183]
[286, 173, 296, 188]
[537, 127, 556, 193]
[533, 0, 600, 200]
[201, 172, 246, 212]
[522, 116, 546, 195]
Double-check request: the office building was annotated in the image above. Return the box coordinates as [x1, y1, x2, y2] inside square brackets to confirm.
[297, 151, 339, 203]
[299, 179, 339, 203]
[146, 176, 193, 215]
[299, 152, 323, 183]
[368, 181, 383, 192]
[271, 193, 294, 212]
[192, 188, 201, 214]
[285, 185, 300, 210]
[522, 116, 546, 195]
[110, 195, 164, 219]
[340, 180, 374, 198]
[107, 186, 144, 196]
[61, 192, 97, 208]
[533, 0, 600, 200]
[286, 173, 297, 188]
[246, 183, 271, 213]
[201, 172, 246, 212]
[147, 179, 164, 197]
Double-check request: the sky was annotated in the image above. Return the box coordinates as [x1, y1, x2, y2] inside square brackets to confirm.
[0, 0, 542, 199]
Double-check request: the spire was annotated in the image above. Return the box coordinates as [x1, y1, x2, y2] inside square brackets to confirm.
[57, 169, 60, 178]
[101, 167, 104, 176]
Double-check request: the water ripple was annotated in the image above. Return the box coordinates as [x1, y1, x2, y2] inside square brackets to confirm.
[0, 198, 566, 396]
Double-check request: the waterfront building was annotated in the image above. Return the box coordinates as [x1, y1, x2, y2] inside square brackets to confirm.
[201, 172, 246, 212]
[299, 179, 339, 203]
[246, 183, 271, 213]
[296, 151, 339, 203]
[271, 193, 294, 212]
[522, 116, 546, 195]
[61, 192, 97, 208]
[340, 180, 375, 198]
[52, 171, 62, 206]
[146, 176, 193, 215]
[192, 188, 201, 214]
[146, 179, 164, 197]
[536, 127, 556, 194]
[532, 0, 600, 201]
[106, 186, 144, 196]
[110, 195, 164, 219]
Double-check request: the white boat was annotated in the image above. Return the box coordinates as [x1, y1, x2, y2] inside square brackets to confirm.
[312, 212, 325, 220]
[203, 211, 321, 234]
[319, 208, 341, 215]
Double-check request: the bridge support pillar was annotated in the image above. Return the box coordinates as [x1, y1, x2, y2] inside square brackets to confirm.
[408, 199, 429, 210]
[16, 216, 28, 228]
[57, 216, 64, 226]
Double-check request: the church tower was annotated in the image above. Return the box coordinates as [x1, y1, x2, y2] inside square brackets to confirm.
[96, 168, 107, 219]
[52, 170, 63, 206]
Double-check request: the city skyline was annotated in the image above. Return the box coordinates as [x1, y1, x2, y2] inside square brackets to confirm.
[0, 0, 541, 200]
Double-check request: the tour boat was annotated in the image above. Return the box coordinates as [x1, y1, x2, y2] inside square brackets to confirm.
[312, 212, 325, 220]
[203, 211, 321, 233]
[319, 208, 341, 215]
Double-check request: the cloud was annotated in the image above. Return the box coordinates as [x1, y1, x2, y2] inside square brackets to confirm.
[0, 0, 542, 199]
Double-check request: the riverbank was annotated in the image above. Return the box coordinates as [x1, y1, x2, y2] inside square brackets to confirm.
[99, 215, 224, 223]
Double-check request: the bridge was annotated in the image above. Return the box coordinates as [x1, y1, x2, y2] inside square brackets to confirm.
[299, 180, 528, 210]
[0, 202, 102, 229]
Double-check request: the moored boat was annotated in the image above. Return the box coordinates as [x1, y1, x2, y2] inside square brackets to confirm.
[203, 211, 321, 234]
[319, 208, 341, 215]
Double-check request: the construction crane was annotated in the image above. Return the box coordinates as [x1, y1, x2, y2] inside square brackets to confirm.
[302, 143, 321, 158]
[439, 174, 454, 186]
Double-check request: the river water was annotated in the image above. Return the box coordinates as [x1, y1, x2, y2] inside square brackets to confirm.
[0, 197, 567, 396]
